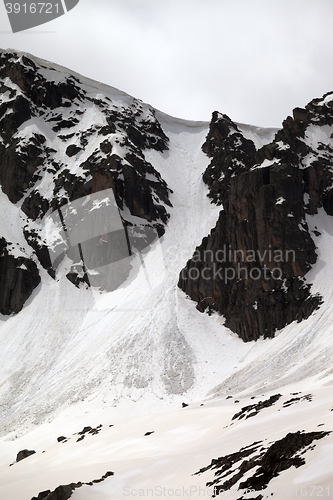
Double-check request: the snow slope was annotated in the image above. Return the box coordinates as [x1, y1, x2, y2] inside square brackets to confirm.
[0, 111, 247, 440]
[1, 114, 333, 498]
[0, 90, 279, 434]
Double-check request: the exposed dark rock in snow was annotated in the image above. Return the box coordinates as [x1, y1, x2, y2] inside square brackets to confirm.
[179, 96, 333, 340]
[194, 430, 330, 498]
[31, 484, 76, 500]
[0, 132, 45, 204]
[238, 431, 330, 493]
[283, 393, 313, 407]
[65, 144, 82, 157]
[16, 449, 36, 462]
[231, 394, 281, 421]
[0, 237, 40, 314]
[21, 190, 50, 221]
[22, 229, 55, 278]
[31, 471, 114, 500]
[75, 424, 103, 442]
[57, 436, 67, 443]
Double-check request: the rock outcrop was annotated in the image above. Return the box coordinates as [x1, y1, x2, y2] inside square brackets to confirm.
[0, 238, 40, 315]
[31, 471, 114, 500]
[0, 51, 172, 218]
[179, 94, 333, 341]
[195, 430, 330, 497]
[0, 49, 173, 312]
[16, 449, 36, 462]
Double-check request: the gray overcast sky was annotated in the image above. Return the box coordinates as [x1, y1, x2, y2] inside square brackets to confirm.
[1, 0, 333, 127]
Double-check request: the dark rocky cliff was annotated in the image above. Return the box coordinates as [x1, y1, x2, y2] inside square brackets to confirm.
[1, 49, 333, 335]
[0, 237, 40, 315]
[178, 95, 333, 341]
[0, 50, 172, 313]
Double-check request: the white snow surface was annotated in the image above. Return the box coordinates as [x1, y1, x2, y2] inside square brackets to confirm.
[0, 51, 333, 498]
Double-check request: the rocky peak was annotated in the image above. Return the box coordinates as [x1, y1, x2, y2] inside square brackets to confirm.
[178, 94, 333, 341]
[202, 112, 256, 206]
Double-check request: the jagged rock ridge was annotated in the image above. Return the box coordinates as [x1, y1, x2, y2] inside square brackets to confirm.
[179, 94, 333, 341]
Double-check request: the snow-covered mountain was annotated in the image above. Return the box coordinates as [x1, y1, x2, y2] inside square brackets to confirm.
[0, 49, 333, 500]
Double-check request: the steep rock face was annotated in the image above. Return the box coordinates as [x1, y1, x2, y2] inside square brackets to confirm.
[0, 51, 171, 221]
[0, 50, 173, 312]
[0, 238, 40, 315]
[179, 95, 333, 341]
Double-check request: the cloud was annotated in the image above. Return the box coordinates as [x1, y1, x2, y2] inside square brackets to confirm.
[1, 0, 333, 126]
